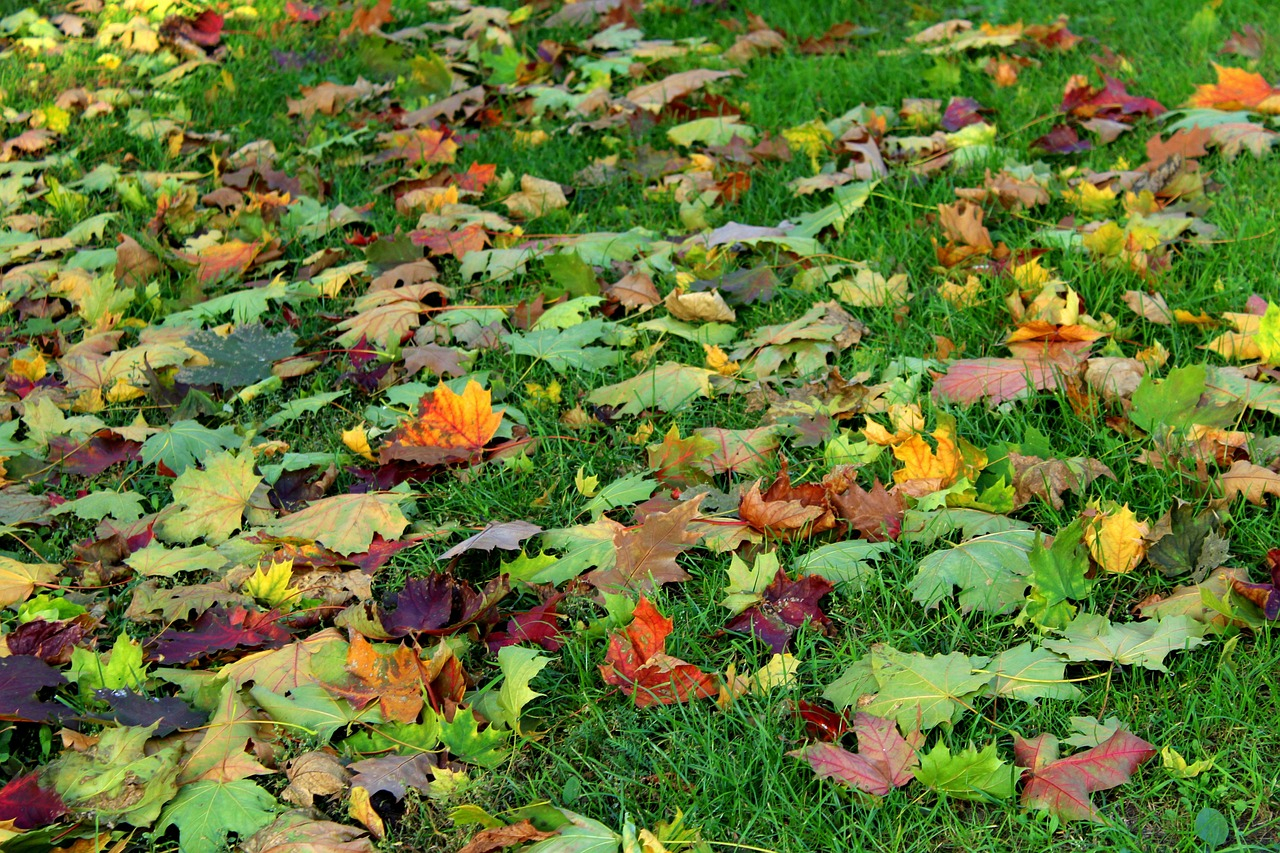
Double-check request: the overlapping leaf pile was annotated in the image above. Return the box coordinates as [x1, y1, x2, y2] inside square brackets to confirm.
[0, 0, 1278, 850]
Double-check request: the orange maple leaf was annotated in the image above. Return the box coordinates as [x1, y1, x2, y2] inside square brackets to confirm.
[891, 415, 986, 496]
[340, 0, 393, 38]
[381, 380, 503, 465]
[173, 239, 263, 285]
[1188, 64, 1280, 113]
[329, 633, 428, 723]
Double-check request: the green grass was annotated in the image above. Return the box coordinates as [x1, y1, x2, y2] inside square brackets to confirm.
[3, 0, 1280, 850]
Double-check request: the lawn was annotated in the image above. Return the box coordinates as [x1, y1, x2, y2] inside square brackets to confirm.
[1, 0, 1279, 851]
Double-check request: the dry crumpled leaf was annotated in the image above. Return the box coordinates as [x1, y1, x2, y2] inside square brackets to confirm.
[1084, 357, 1145, 401]
[664, 288, 736, 323]
[1219, 459, 1280, 506]
[281, 750, 349, 808]
[1008, 452, 1114, 510]
[503, 175, 568, 219]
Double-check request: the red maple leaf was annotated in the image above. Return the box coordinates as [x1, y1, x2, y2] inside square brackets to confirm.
[146, 607, 292, 664]
[724, 567, 833, 652]
[1016, 729, 1156, 822]
[0, 773, 67, 830]
[47, 431, 141, 476]
[789, 713, 919, 796]
[486, 593, 565, 653]
[599, 597, 716, 708]
[380, 573, 510, 637]
[1060, 75, 1166, 122]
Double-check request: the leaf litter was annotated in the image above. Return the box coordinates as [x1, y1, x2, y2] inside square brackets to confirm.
[0, 0, 1277, 850]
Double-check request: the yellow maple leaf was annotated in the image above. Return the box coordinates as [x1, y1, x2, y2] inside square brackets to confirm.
[1062, 182, 1116, 216]
[703, 344, 740, 376]
[1085, 501, 1150, 574]
[892, 415, 985, 491]
[242, 557, 299, 611]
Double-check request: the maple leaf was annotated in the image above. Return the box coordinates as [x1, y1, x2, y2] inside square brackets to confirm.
[266, 493, 410, 556]
[380, 380, 502, 465]
[1084, 502, 1150, 574]
[0, 557, 61, 608]
[486, 593, 565, 652]
[1230, 548, 1280, 620]
[47, 431, 141, 475]
[0, 773, 67, 830]
[1007, 452, 1114, 510]
[341, 0, 393, 38]
[913, 742, 1018, 801]
[147, 606, 292, 664]
[348, 753, 438, 800]
[910, 528, 1037, 614]
[646, 425, 716, 487]
[326, 634, 429, 723]
[586, 496, 704, 595]
[0, 655, 69, 723]
[381, 573, 510, 637]
[625, 69, 744, 111]
[1220, 459, 1280, 506]
[376, 128, 458, 165]
[155, 780, 277, 853]
[503, 175, 569, 219]
[599, 597, 716, 707]
[931, 356, 1068, 405]
[739, 466, 835, 539]
[789, 713, 919, 797]
[158, 451, 260, 545]
[829, 478, 905, 542]
[1016, 728, 1157, 823]
[1042, 613, 1206, 671]
[1188, 64, 1280, 113]
[860, 645, 991, 730]
[173, 239, 264, 285]
[724, 566, 834, 652]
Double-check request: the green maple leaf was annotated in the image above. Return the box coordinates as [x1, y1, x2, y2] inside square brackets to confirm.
[440, 707, 509, 768]
[913, 742, 1018, 800]
[125, 542, 228, 578]
[982, 642, 1081, 703]
[911, 528, 1037, 614]
[504, 550, 573, 586]
[251, 683, 383, 740]
[47, 725, 181, 825]
[491, 646, 550, 732]
[155, 779, 277, 853]
[586, 362, 717, 415]
[792, 540, 892, 587]
[1256, 301, 1280, 366]
[581, 472, 658, 520]
[862, 646, 991, 730]
[507, 318, 620, 373]
[68, 631, 148, 694]
[140, 420, 241, 476]
[822, 656, 877, 710]
[1041, 614, 1207, 672]
[158, 451, 260, 544]
[1021, 520, 1093, 630]
[721, 550, 780, 614]
[342, 712, 443, 755]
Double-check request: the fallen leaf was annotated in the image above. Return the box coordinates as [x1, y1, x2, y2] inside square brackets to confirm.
[789, 713, 919, 796]
[599, 597, 717, 707]
[1016, 728, 1157, 823]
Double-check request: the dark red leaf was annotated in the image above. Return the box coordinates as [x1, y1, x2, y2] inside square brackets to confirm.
[793, 700, 852, 742]
[1060, 75, 1166, 122]
[47, 431, 141, 476]
[1231, 548, 1280, 619]
[146, 607, 292, 664]
[941, 97, 990, 132]
[1031, 125, 1092, 155]
[6, 615, 96, 665]
[725, 567, 834, 652]
[487, 594, 565, 652]
[0, 773, 67, 830]
[346, 534, 421, 574]
[92, 689, 206, 736]
[0, 655, 69, 723]
[381, 573, 510, 637]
